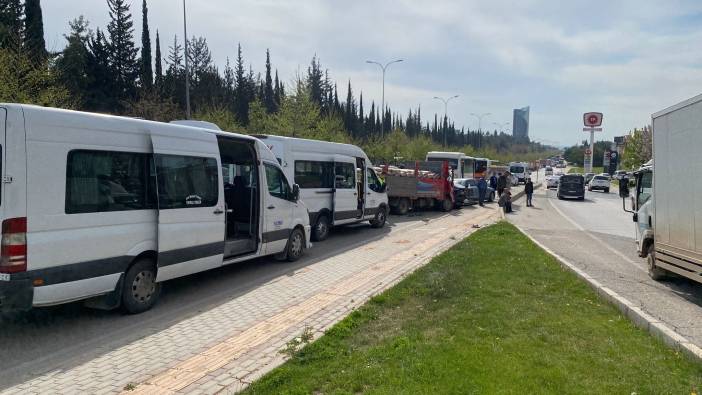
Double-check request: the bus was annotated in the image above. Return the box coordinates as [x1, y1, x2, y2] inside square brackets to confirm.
[426, 151, 475, 179]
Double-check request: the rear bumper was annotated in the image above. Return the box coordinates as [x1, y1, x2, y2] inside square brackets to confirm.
[0, 278, 33, 312]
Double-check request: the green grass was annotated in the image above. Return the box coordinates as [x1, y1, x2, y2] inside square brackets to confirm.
[568, 166, 604, 174]
[244, 222, 702, 395]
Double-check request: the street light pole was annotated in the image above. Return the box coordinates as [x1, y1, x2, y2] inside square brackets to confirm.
[183, 0, 191, 119]
[492, 121, 510, 134]
[366, 59, 403, 139]
[433, 95, 459, 147]
[470, 112, 491, 132]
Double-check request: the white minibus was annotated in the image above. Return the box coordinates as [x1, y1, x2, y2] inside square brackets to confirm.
[426, 151, 475, 179]
[0, 104, 311, 314]
[256, 135, 388, 241]
[509, 161, 529, 184]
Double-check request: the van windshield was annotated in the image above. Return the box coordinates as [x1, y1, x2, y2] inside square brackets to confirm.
[510, 166, 524, 173]
[427, 157, 458, 170]
[561, 176, 583, 185]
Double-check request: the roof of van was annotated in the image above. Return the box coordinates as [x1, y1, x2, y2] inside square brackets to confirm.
[254, 134, 369, 159]
[426, 151, 472, 159]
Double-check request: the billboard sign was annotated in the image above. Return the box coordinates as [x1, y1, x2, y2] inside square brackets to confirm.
[584, 112, 603, 127]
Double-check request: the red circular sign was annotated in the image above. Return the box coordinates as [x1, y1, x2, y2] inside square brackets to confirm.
[588, 115, 598, 124]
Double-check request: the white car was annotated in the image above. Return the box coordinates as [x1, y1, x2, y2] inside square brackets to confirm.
[545, 166, 553, 176]
[546, 174, 562, 189]
[588, 174, 611, 193]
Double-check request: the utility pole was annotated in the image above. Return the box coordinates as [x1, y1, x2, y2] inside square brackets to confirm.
[470, 112, 491, 133]
[366, 59, 403, 139]
[183, 0, 191, 119]
[433, 95, 459, 147]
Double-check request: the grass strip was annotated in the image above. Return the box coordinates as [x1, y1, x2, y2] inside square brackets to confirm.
[244, 222, 702, 394]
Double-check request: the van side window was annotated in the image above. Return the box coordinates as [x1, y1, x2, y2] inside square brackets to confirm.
[155, 155, 218, 209]
[265, 164, 291, 200]
[367, 168, 383, 193]
[66, 150, 155, 214]
[334, 162, 355, 189]
[294, 160, 333, 189]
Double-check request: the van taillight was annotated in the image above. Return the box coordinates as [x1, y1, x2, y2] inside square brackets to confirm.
[1, 217, 27, 273]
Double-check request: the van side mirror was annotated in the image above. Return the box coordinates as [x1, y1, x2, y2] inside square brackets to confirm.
[291, 184, 300, 201]
[619, 181, 630, 198]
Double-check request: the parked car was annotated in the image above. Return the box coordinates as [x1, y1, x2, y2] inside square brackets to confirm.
[558, 174, 586, 200]
[584, 172, 595, 184]
[545, 166, 553, 176]
[546, 174, 562, 189]
[588, 175, 611, 192]
[454, 178, 495, 204]
[613, 170, 628, 180]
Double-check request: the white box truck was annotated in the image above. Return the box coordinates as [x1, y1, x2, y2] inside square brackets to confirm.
[621, 94, 702, 282]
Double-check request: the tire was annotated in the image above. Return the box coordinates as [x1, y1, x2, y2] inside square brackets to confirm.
[647, 245, 667, 281]
[369, 207, 387, 228]
[440, 198, 453, 212]
[557, 194, 563, 200]
[121, 258, 161, 314]
[396, 198, 410, 215]
[605, 188, 610, 193]
[311, 214, 330, 242]
[284, 228, 305, 262]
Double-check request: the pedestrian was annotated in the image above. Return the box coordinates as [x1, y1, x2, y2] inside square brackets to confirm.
[477, 176, 488, 206]
[525, 178, 534, 207]
[497, 172, 507, 197]
[498, 188, 513, 213]
[489, 173, 497, 190]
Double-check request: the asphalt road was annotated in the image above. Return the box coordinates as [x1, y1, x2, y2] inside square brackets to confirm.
[509, 183, 702, 348]
[0, 203, 495, 390]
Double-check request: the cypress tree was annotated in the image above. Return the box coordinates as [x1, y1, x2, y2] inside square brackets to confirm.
[344, 80, 354, 135]
[106, 0, 139, 104]
[263, 49, 275, 113]
[233, 43, 250, 125]
[139, 0, 153, 90]
[273, 69, 281, 106]
[86, 28, 115, 111]
[307, 55, 323, 106]
[23, 0, 46, 63]
[0, 0, 23, 51]
[154, 30, 162, 89]
[358, 92, 364, 138]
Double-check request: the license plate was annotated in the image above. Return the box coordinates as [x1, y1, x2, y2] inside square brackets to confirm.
[0, 273, 10, 281]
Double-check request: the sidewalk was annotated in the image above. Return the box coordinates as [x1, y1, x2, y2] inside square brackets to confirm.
[2, 207, 500, 395]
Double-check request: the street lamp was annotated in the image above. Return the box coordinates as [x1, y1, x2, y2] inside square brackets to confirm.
[433, 95, 459, 147]
[366, 59, 403, 138]
[470, 112, 491, 132]
[183, 0, 191, 119]
[493, 121, 510, 133]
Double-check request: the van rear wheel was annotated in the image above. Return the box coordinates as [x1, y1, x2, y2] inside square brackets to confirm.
[121, 258, 161, 314]
[312, 214, 330, 242]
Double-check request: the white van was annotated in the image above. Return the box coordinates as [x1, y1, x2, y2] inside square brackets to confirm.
[256, 135, 388, 241]
[509, 162, 529, 184]
[0, 104, 311, 314]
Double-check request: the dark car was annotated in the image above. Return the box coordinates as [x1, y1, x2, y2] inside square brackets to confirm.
[557, 174, 585, 200]
[454, 178, 495, 205]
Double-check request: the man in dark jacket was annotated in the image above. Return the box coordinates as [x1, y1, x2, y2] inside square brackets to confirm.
[497, 173, 507, 197]
[525, 178, 534, 207]
[489, 174, 497, 190]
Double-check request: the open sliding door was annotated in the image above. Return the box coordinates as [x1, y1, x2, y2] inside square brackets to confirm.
[151, 127, 225, 282]
[332, 154, 361, 224]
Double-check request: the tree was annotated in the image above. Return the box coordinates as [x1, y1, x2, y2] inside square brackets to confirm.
[233, 43, 250, 125]
[154, 30, 162, 89]
[622, 126, 652, 170]
[56, 16, 91, 108]
[0, 48, 71, 107]
[263, 49, 276, 113]
[186, 36, 212, 83]
[307, 55, 324, 106]
[85, 27, 115, 111]
[139, 0, 152, 91]
[0, 0, 22, 51]
[106, 0, 139, 105]
[23, 0, 46, 64]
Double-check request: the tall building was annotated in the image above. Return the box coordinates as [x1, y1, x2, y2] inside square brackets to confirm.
[512, 106, 530, 139]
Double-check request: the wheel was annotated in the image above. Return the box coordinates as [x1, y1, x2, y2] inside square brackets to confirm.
[369, 207, 387, 228]
[284, 228, 305, 262]
[647, 245, 667, 281]
[488, 192, 495, 202]
[311, 214, 330, 242]
[557, 194, 563, 200]
[121, 258, 161, 314]
[440, 198, 453, 212]
[396, 198, 410, 215]
[605, 188, 610, 193]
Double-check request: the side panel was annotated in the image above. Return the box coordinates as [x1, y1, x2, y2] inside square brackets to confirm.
[333, 155, 360, 224]
[261, 161, 294, 254]
[151, 129, 225, 282]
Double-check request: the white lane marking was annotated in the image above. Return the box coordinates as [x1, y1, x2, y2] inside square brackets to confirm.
[547, 196, 647, 273]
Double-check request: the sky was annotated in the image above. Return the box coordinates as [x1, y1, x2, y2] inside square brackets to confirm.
[42, 0, 702, 147]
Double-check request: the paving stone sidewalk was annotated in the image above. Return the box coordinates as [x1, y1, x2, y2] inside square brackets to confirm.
[2, 208, 498, 395]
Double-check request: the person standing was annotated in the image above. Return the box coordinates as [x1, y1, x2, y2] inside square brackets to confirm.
[489, 173, 497, 191]
[497, 172, 507, 197]
[498, 188, 513, 213]
[477, 176, 488, 207]
[525, 178, 534, 207]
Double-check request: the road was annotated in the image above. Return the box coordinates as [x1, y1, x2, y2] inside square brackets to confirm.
[508, 183, 702, 349]
[0, 201, 502, 394]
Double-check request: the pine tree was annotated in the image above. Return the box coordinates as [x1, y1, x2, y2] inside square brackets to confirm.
[263, 49, 276, 113]
[273, 69, 282, 106]
[166, 35, 182, 71]
[358, 92, 364, 138]
[23, 0, 46, 64]
[233, 43, 250, 125]
[0, 0, 23, 51]
[139, 0, 152, 90]
[307, 55, 324, 106]
[344, 80, 355, 135]
[86, 27, 115, 111]
[56, 16, 91, 107]
[106, 0, 139, 104]
[154, 30, 162, 89]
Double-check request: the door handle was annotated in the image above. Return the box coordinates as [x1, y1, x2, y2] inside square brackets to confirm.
[213, 208, 224, 215]
[267, 205, 275, 209]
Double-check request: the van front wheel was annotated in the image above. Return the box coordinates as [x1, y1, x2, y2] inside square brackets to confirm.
[370, 207, 387, 228]
[285, 228, 305, 262]
[121, 258, 161, 314]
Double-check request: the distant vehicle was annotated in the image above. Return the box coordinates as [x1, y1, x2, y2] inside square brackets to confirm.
[380, 161, 455, 214]
[545, 166, 553, 176]
[588, 175, 611, 193]
[546, 174, 562, 189]
[426, 151, 474, 179]
[508, 162, 529, 184]
[454, 178, 495, 204]
[584, 172, 596, 184]
[621, 94, 702, 283]
[257, 135, 389, 242]
[557, 174, 585, 200]
[613, 170, 627, 180]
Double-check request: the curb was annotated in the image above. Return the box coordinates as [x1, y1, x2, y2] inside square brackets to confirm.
[511, 223, 702, 363]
